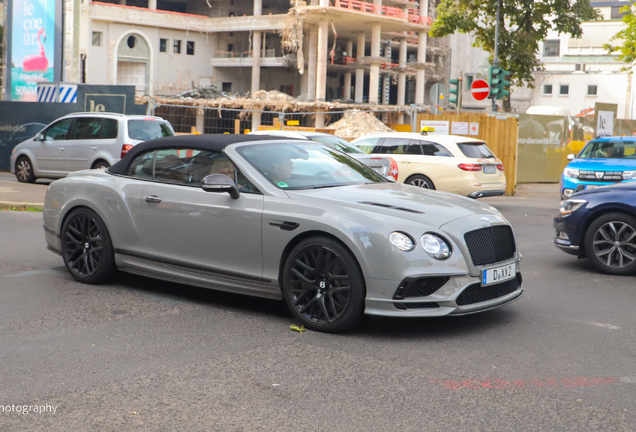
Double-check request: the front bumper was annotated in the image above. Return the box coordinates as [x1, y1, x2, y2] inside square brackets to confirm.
[561, 176, 615, 198]
[364, 263, 522, 317]
[553, 213, 581, 256]
[468, 190, 505, 198]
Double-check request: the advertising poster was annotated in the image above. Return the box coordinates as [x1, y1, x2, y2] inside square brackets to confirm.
[9, 0, 57, 101]
[420, 120, 450, 135]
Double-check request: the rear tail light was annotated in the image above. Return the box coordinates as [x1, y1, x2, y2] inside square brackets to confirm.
[121, 144, 134, 159]
[458, 163, 482, 171]
[388, 157, 399, 181]
[497, 164, 504, 171]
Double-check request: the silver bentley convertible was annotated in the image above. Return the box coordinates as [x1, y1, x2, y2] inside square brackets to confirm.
[43, 134, 523, 332]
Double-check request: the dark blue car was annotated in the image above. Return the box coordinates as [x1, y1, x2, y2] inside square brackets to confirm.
[560, 136, 636, 199]
[554, 182, 636, 275]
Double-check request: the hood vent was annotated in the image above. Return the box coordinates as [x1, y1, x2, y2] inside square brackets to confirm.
[359, 201, 425, 214]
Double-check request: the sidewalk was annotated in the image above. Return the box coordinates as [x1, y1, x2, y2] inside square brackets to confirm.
[0, 170, 559, 210]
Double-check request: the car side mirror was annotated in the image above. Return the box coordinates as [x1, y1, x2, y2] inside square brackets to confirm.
[34, 133, 44, 142]
[567, 154, 575, 161]
[201, 174, 240, 199]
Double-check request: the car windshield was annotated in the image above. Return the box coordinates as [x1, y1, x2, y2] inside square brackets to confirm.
[456, 142, 495, 158]
[128, 120, 174, 141]
[308, 135, 366, 154]
[578, 140, 636, 159]
[238, 142, 387, 190]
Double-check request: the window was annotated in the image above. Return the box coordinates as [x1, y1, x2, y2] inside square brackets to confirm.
[103, 119, 118, 139]
[173, 40, 182, 54]
[222, 82, 232, 93]
[575, 64, 583, 71]
[127, 151, 155, 179]
[187, 41, 195, 55]
[353, 137, 380, 154]
[588, 85, 598, 96]
[612, 6, 629, 19]
[160, 38, 168, 53]
[128, 120, 174, 141]
[543, 84, 553, 95]
[543, 40, 560, 57]
[228, 43, 234, 53]
[456, 142, 495, 158]
[92, 31, 102, 47]
[43, 119, 73, 141]
[376, 138, 412, 154]
[71, 118, 103, 140]
[560, 84, 569, 95]
[419, 141, 453, 157]
[280, 85, 293, 96]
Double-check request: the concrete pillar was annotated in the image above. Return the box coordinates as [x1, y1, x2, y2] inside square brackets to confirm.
[368, 24, 381, 105]
[397, 38, 407, 106]
[308, 30, 318, 100]
[415, 32, 426, 105]
[251, 31, 262, 95]
[254, 0, 262, 16]
[148, 0, 156, 9]
[315, 111, 325, 128]
[196, 108, 204, 133]
[252, 112, 262, 132]
[343, 40, 353, 100]
[319, 0, 329, 6]
[316, 20, 329, 101]
[355, 33, 365, 103]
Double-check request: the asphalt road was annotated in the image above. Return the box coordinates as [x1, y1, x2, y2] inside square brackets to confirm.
[1, 194, 636, 431]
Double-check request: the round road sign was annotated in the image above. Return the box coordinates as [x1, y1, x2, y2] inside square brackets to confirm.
[471, 80, 490, 101]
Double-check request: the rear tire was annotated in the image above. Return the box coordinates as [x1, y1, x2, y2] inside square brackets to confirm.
[61, 208, 116, 284]
[282, 236, 366, 333]
[92, 160, 110, 170]
[584, 212, 636, 275]
[407, 174, 435, 189]
[15, 156, 36, 183]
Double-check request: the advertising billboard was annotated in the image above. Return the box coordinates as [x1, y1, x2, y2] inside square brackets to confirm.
[6, 0, 61, 101]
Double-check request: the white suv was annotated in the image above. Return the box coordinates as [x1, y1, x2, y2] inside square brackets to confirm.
[11, 112, 175, 183]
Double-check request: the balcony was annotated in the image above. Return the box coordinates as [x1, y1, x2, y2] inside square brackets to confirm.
[211, 49, 287, 67]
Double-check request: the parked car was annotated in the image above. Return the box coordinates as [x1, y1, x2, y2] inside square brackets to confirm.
[43, 134, 523, 332]
[554, 181, 636, 275]
[10, 112, 174, 183]
[0, 122, 46, 171]
[561, 136, 636, 199]
[248, 130, 398, 180]
[352, 132, 506, 198]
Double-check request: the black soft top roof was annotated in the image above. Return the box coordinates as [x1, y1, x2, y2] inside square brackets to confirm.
[109, 134, 289, 175]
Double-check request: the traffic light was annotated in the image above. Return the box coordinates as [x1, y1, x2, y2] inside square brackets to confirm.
[448, 78, 460, 105]
[489, 66, 511, 99]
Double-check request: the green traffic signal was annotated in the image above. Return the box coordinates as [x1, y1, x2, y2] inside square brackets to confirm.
[488, 66, 511, 100]
[448, 78, 460, 104]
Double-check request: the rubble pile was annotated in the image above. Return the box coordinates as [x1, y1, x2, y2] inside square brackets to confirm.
[327, 110, 393, 140]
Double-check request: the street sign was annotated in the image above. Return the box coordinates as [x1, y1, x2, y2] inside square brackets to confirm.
[429, 83, 447, 106]
[471, 80, 490, 101]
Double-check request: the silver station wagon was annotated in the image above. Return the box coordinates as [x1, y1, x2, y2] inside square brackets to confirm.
[43, 135, 523, 332]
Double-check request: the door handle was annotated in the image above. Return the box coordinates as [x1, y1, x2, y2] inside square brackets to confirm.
[144, 195, 162, 203]
[58, 147, 64, 151]
[90, 146, 97, 151]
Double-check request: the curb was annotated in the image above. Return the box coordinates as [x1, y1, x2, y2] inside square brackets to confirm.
[0, 201, 44, 210]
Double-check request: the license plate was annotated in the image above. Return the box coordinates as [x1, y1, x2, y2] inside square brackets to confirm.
[482, 263, 515, 286]
[483, 165, 496, 174]
[585, 185, 602, 190]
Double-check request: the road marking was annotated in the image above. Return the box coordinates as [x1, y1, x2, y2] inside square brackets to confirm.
[432, 376, 620, 390]
[581, 320, 621, 330]
[8, 268, 66, 278]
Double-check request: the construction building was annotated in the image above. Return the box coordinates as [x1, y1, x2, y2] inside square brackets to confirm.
[59, 0, 437, 128]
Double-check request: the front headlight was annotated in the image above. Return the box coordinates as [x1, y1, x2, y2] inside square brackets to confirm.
[623, 171, 636, 180]
[564, 168, 579, 178]
[559, 199, 587, 215]
[390, 232, 415, 252]
[421, 234, 451, 260]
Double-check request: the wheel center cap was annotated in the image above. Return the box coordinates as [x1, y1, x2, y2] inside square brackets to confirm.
[318, 279, 327, 290]
[84, 242, 90, 249]
[614, 241, 621, 248]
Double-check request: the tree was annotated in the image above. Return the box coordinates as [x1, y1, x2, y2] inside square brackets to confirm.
[430, 0, 600, 111]
[605, 6, 636, 70]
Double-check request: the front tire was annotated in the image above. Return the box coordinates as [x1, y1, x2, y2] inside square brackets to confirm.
[407, 174, 435, 189]
[16, 156, 36, 183]
[282, 236, 365, 333]
[92, 160, 110, 170]
[61, 208, 116, 284]
[584, 212, 636, 275]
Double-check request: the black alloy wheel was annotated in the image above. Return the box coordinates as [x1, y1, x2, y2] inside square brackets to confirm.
[61, 208, 116, 283]
[585, 212, 636, 275]
[16, 156, 36, 183]
[407, 174, 435, 189]
[283, 236, 365, 332]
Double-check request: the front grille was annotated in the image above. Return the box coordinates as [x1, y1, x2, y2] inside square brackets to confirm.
[394, 302, 440, 310]
[393, 276, 450, 299]
[456, 274, 521, 306]
[464, 225, 516, 266]
[577, 171, 623, 182]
